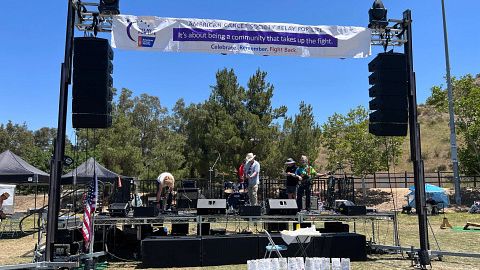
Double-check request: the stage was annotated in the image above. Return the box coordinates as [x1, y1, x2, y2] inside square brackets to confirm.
[87, 211, 399, 267]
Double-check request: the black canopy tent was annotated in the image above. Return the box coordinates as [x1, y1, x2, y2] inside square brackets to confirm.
[0, 150, 49, 184]
[61, 157, 122, 185]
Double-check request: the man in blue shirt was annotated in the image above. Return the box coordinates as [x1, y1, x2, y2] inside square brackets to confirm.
[243, 153, 260, 206]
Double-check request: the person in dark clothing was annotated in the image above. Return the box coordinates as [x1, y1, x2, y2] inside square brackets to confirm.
[284, 158, 299, 199]
[295, 155, 329, 212]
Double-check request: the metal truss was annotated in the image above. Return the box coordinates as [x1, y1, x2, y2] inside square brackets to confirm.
[370, 19, 408, 47]
[73, 0, 113, 33]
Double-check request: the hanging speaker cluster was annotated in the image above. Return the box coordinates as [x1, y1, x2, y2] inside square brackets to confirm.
[72, 37, 113, 129]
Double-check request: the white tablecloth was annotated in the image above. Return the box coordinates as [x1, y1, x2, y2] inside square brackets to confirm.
[280, 227, 321, 245]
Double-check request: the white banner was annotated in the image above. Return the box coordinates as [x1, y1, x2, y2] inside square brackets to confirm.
[112, 15, 371, 58]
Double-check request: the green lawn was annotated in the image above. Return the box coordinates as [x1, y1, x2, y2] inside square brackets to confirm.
[2, 212, 480, 269]
[107, 212, 480, 269]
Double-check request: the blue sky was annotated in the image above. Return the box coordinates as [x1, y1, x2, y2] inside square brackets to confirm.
[0, 1, 478, 138]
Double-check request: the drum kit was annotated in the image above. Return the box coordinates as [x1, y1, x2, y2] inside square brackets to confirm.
[224, 181, 249, 209]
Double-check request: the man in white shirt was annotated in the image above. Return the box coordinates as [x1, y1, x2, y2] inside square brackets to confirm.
[156, 172, 175, 210]
[243, 153, 260, 206]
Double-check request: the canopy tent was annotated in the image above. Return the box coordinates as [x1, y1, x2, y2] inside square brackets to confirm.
[0, 150, 49, 184]
[62, 157, 121, 185]
[407, 184, 450, 208]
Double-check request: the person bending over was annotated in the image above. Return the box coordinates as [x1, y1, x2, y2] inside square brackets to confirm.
[0, 192, 10, 220]
[156, 172, 175, 211]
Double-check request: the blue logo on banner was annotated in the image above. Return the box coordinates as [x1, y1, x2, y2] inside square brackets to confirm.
[138, 36, 156, 47]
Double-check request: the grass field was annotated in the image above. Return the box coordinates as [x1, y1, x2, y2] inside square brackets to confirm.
[1, 212, 480, 269]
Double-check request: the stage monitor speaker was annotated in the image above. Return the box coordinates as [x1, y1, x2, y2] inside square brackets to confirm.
[339, 205, 367, 216]
[267, 199, 298, 215]
[197, 199, 226, 215]
[108, 203, 129, 217]
[133, 206, 157, 217]
[171, 223, 189, 236]
[142, 237, 201, 268]
[202, 235, 259, 266]
[239, 205, 262, 216]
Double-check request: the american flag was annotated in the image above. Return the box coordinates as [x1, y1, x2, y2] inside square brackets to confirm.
[81, 173, 98, 249]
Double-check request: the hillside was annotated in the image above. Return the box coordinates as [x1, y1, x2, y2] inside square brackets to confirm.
[397, 105, 453, 173]
[317, 105, 454, 173]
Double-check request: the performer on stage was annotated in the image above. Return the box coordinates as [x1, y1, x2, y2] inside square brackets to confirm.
[156, 172, 175, 211]
[284, 158, 298, 199]
[237, 159, 246, 183]
[295, 155, 328, 212]
[0, 192, 10, 220]
[243, 153, 260, 206]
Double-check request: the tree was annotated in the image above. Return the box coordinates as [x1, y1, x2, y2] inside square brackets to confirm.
[281, 102, 321, 169]
[427, 74, 480, 175]
[176, 68, 287, 178]
[322, 106, 404, 197]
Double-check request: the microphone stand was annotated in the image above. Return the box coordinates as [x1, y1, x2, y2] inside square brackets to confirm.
[209, 153, 221, 198]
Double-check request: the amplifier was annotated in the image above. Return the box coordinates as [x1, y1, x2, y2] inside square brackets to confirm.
[133, 206, 157, 217]
[339, 205, 367, 216]
[176, 188, 200, 199]
[267, 199, 298, 215]
[302, 196, 319, 210]
[238, 205, 262, 216]
[197, 199, 226, 215]
[108, 203, 129, 217]
[181, 180, 197, 188]
[177, 188, 199, 209]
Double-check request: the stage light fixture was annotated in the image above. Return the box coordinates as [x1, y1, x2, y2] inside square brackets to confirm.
[368, 0, 388, 29]
[98, 0, 120, 15]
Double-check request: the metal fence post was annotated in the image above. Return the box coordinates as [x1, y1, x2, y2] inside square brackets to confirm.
[404, 171, 408, 188]
[373, 172, 377, 188]
[437, 171, 441, 187]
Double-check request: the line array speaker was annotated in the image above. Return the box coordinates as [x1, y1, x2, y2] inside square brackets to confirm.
[72, 37, 113, 128]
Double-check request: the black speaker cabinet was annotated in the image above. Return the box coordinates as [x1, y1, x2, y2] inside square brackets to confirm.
[108, 203, 129, 217]
[177, 188, 199, 209]
[133, 206, 157, 217]
[197, 199, 226, 215]
[202, 235, 259, 266]
[339, 205, 367, 216]
[264, 222, 289, 233]
[312, 233, 367, 261]
[319, 221, 349, 233]
[171, 223, 189, 236]
[197, 223, 211, 236]
[141, 237, 201, 268]
[267, 199, 298, 215]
